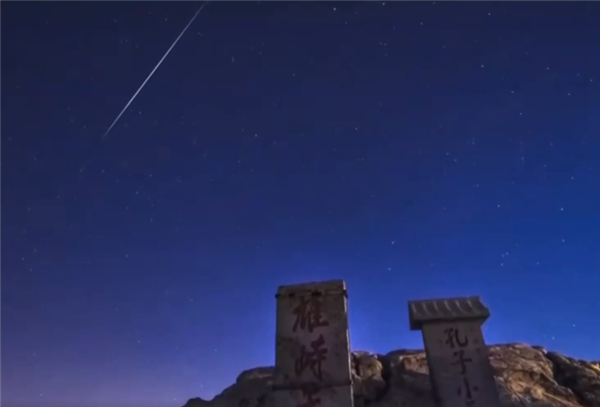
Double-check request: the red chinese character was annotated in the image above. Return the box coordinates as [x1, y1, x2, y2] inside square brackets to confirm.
[294, 334, 328, 381]
[298, 383, 321, 407]
[292, 295, 329, 333]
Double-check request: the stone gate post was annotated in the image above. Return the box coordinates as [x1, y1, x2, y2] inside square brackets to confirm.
[273, 280, 354, 407]
[408, 296, 501, 407]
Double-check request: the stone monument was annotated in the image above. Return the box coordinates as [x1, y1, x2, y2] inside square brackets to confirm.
[273, 280, 354, 407]
[408, 296, 501, 407]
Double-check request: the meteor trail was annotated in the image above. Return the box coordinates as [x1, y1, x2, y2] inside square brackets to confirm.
[101, 2, 208, 141]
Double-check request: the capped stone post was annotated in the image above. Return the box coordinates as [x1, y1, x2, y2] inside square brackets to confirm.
[408, 296, 501, 407]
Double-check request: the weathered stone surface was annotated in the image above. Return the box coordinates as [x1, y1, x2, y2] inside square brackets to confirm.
[183, 343, 600, 407]
[273, 279, 353, 407]
[408, 295, 499, 407]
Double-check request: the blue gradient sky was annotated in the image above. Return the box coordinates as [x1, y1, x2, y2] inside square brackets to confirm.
[2, 2, 599, 407]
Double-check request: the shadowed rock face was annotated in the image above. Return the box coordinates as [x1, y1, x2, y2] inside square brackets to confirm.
[183, 343, 600, 407]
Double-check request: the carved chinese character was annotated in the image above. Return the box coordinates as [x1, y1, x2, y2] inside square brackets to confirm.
[294, 334, 328, 380]
[298, 383, 321, 407]
[256, 394, 267, 407]
[456, 376, 479, 405]
[451, 349, 473, 375]
[292, 295, 329, 333]
[444, 327, 469, 349]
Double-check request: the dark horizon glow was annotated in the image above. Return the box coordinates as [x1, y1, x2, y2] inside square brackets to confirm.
[2, 2, 599, 407]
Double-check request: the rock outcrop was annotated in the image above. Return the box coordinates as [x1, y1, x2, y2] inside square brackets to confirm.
[183, 343, 600, 407]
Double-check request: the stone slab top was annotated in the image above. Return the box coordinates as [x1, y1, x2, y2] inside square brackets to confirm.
[275, 279, 347, 299]
[408, 295, 490, 330]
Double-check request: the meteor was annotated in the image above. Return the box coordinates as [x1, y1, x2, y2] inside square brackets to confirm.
[101, 2, 209, 141]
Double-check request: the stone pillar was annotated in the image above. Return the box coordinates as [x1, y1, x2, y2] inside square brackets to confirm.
[408, 296, 501, 407]
[273, 280, 354, 407]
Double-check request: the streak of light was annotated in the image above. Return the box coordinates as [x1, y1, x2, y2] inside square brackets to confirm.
[101, 2, 209, 141]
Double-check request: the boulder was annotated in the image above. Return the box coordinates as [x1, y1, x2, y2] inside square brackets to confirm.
[183, 343, 600, 407]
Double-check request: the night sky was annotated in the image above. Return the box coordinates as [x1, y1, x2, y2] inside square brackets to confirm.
[2, 2, 600, 407]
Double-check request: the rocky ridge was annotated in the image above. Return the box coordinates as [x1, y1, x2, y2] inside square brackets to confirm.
[183, 343, 600, 407]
